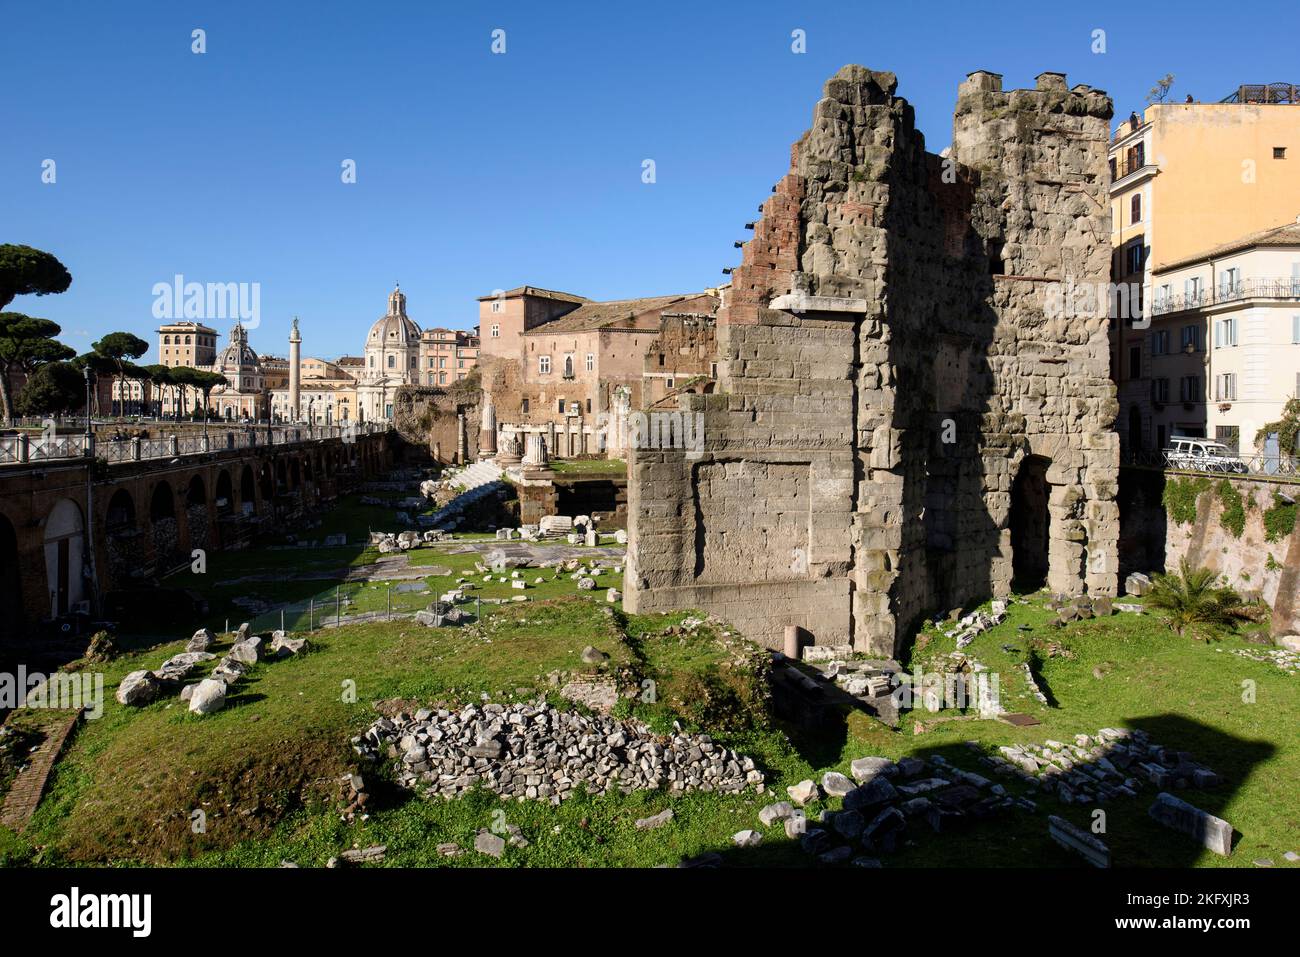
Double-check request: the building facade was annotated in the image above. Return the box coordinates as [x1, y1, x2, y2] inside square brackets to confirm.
[476, 287, 718, 458]
[1144, 223, 1300, 456]
[1109, 84, 1300, 455]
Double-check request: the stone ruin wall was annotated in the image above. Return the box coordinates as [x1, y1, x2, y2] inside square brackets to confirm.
[625, 66, 1119, 656]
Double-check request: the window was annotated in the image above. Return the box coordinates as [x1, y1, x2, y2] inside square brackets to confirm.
[428, 357, 435, 368]
[666, 378, 675, 389]
[1216, 426, 1241, 454]
[491, 301, 503, 313]
[439, 372, 447, 384]
[585, 353, 594, 372]
[1151, 329, 1169, 355]
[1124, 242, 1144, 275]
[439, 357, 446, 369]
[1128, 345, 1141, 379]
[1154, 284, 1170, 312]
[1152, 378, 1170, 403]
[1180, 324, 1201, 352]
[1215, 317, 1238, 347]
[1274, 147, 1287, 159]
[1215, 373, 1237, 401]
[369, 356, 375, 368]
[1185, 276, 1204, 305]
[522, 398, 529, 413]
[557, 399, 565, 413]
[586, 398, 591, 413]
[1219, 267, 1240, 298]
[538, 355, 551, 374]
[1130, 194, 1142, 224]
[490, 323, 500, 338]
[1180, 375, 1203, 402]
[387, 354, 395, 368]
[385, 403, 393, 419]
[564, 355, 574, 377]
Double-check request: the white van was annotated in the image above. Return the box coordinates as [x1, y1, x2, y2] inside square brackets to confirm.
[1163, 438, 1249, 473]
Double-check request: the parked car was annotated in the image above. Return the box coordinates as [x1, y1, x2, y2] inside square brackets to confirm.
[1163, 438, 1249, 473]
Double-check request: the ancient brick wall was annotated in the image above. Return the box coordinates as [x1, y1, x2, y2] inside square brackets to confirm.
[626, 66, 1118, 656]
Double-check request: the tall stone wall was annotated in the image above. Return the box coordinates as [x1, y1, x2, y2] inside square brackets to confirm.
[626, 66, 1119, 656]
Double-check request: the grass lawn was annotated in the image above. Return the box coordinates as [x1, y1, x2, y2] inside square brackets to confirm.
[1, 497, 1295, 868]
[549, 458, 627, 476]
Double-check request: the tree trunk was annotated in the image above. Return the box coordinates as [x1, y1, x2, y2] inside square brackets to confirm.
[0, 367, 13, 426]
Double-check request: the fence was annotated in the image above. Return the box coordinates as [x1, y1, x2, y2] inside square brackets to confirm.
[220, 579, 484, 637]
[0, 421, 388, 468]
[1123, 448, 1300, 478]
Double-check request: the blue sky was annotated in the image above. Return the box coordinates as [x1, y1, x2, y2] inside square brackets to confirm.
[2, 0, 1290, 362]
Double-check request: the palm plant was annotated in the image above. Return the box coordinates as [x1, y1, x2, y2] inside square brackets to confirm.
[1145, 559, 1260, 640]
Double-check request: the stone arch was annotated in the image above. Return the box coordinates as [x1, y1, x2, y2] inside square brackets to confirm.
[1010, 455, 1051, 591]
[185, 474, 209, 553]
[150, 481, 182, 573]
[240, 464, 256, 511]
[0, 512, 22, 639]
[44, 498, 86, 617]
[104, 488, 139, 589]
[214, 469, 234, 515]
[260, 461, 275, 500]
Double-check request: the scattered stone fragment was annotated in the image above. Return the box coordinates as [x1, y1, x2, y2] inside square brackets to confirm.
[474, 830, 506, 858]
[787, 779, 820, 806]
[635, 809, 674, 830]
[1148, 792, 1233, 856]
[1048, 814, 1110, 867]
[821, 771, 855, 797]
[732, 829, 763, 848]
[116, 670, 162, 707]
[187, 678, 227, 716]
[759, 802, 794, 827]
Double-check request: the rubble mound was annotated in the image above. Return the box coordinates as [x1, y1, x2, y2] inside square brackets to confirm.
[353, 701, 764, 804]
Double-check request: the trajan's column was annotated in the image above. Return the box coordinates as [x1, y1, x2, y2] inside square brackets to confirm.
[288, 316, 302, 422]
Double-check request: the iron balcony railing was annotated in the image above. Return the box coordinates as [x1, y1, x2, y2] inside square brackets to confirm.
[1151, 278, 1300, 317]
[0, 421, 390, 468]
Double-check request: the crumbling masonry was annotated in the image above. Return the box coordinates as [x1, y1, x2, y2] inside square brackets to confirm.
[625, 67, 1120, 656]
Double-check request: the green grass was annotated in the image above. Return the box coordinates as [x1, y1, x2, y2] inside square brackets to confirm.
[2, 495, 1297, 868]
[548, 458, 627, 476]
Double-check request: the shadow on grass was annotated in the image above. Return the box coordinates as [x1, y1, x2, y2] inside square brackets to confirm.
[676, 713, 1274, 869]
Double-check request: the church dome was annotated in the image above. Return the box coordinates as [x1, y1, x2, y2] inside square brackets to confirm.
[367, 284, 421, 346]
[216, 322, 261, 372]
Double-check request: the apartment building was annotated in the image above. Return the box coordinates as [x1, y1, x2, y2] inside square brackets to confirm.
[1110, 83, 1300, 455]
[476, 287, 718, 458]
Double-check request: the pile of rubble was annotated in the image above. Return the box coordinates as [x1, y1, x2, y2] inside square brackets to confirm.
[495, 514, 628, 547]
[1227, 646, 1300, 674]
[943, 600, 1009, 649]
[738, 753, 1034, 867]
[114, 624, 309, 716]
[370, 529, 448, 553]
[353, 701, 764, 804]
[992, 727, 1219, 804]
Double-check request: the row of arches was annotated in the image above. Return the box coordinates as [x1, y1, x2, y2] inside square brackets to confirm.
[0, 436, 388, 639]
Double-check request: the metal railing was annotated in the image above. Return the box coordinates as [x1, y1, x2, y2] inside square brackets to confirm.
[1123, 447, 1300, 477]
[1151, 278, 1300, 317]
[0, 421, 389, 468]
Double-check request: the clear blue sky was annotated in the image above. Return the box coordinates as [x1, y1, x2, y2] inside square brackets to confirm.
[2, 0, 1290, 362]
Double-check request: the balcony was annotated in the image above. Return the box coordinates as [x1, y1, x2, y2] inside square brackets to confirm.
[1151, 278, 1300, 317]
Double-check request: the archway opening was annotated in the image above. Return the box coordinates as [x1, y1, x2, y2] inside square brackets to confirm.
[44, 499, 85, 617]
[241, 464, 256, 511]
[215, 470, 234, 515]
[1010, 455, 1051, 592]
[0, 514, 22, 638]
